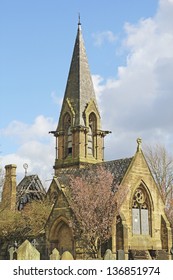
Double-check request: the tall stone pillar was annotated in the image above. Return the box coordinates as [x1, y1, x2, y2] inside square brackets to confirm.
[1, 164, 17, 210]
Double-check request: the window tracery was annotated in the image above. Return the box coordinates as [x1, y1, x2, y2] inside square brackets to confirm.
[132, 187, 150, 235]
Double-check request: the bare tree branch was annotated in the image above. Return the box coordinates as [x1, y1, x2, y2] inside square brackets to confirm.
[144, 144, 173, 226]
[144, 144, 173, 201]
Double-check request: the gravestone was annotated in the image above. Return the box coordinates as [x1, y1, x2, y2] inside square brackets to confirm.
[117, 249, 125, 260]
[17, 240, 40, 260]
[104, 249, 114, 260]
[61, 251, 74, 260]
[8, 247, 15, 260]
[50, 248, 60, 260]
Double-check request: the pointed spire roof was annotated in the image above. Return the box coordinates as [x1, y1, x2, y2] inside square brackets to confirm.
[58, 22, 98, 129]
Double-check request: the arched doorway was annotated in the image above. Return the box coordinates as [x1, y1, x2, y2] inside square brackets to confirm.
[49, 218, 74, 255]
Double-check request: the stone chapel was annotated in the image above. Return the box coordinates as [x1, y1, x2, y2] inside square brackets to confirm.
[46, 21, 172, 259]
[0, 21, 172, 260]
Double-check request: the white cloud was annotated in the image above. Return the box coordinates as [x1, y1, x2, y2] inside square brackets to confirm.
[51, 91, 63, 106]
[92, 75, 106, 104]
[92, 31, 117, 46]
[93, 0, 173, 160]
[1, 116, 56, 188]
[1, 115, 55, 142]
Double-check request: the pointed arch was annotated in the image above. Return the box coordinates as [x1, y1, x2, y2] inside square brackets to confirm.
[131, 183, 152, 235]
[49, 216, 74, 255]
[129, 181, 154, 211]
[89, 112, 97, 132]
[87, 112, 97, 156]
[84, 99, 101, 129]
[63, 113, 72, 157]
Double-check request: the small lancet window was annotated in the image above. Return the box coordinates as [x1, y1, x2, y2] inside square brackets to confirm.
[64, 113, 72, 157]
[132, 187, 150, 235]
[88, 126, 93, 155]
[87, 113, 97, 156]
[89, 113, 97, 131]
[67, 126, 72, 155]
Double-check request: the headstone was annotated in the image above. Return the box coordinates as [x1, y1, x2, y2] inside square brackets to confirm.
[104, 249, 114, 260]
[17, 240, 40, 260]
[61, 251, 74, 260]
[8, 247, 15, 260]
[117, 249, 125, 260]
[50, 248, 60, 260]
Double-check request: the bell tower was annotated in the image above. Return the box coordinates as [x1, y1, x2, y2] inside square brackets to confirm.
[51, 21, 110, 173]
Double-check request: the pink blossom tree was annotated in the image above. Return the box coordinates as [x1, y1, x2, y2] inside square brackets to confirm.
[67, 166, 128, 258]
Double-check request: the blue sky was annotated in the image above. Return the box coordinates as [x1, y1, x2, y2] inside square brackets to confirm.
[1, 0, 158, 126]
[1, 0, 173, 186]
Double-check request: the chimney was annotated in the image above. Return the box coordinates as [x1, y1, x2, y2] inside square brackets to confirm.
[1, 164, 17, 211]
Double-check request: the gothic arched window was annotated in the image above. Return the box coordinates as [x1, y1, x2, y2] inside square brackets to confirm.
[88, 126, 93, 155]
[88, 113, 97, 156]
[132, 187, 151, 235]
[63, 113, 72, 157]
[67, 126, 72, 155]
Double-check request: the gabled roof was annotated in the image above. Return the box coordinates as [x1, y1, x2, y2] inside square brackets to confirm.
[16, 175, 46, 210]
[55, 157, 133, 188]
[46, 157, 133, 227]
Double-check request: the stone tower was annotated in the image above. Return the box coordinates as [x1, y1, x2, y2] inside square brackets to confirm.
[52, 21, 110, 173]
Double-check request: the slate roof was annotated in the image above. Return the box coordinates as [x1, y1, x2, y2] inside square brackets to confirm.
[100, 157, 133, 185]
[16, 175, 46, 210]
[56, 157, 133, 188]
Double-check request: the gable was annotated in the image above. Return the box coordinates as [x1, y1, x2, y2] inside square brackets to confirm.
[119, 147, 167, 217]
[84, 99, 101, 129]
[46, 177, 73, 227]
[17, 175, 46, 210]
[121, 148, 158, 187]
[46, 177, 62, 203]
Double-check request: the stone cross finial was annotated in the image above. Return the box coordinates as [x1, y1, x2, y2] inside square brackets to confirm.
[137, 138, 142, 152]
[23, 163, 28, 176]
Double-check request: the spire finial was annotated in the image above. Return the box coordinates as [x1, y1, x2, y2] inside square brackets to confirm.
[78, 13, 81, 27]
[136, 138, 142, 152]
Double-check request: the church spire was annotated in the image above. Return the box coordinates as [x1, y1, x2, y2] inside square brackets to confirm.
[57, 20, 99, 130]
[53, 22, 110, 172]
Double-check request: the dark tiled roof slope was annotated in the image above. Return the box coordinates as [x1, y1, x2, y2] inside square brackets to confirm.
[100, 158, 133, 185]
[56, 157, 133, 187]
